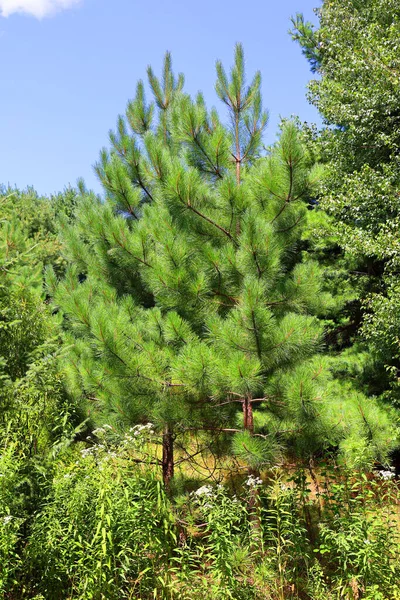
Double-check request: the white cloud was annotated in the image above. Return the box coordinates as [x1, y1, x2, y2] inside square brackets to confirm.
[0, 0, 81, 18]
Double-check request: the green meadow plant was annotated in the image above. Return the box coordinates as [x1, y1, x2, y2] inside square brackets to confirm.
[27, 428, 176, 600]
[0, 446, 24, 598]
[262, 471, 311, 599]
[314, 469, 400, 598]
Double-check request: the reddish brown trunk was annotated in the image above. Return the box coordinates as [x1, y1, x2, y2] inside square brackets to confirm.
[242, 395, 262, 551]
[236, 160, 241, 186]
[235, 112, 241, 186]
[242, 395, 254, 434]
[162, 424, 174, 491]
[235, 111, 241, 236]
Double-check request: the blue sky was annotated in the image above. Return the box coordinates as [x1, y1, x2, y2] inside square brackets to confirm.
[0, 0, 321, 195]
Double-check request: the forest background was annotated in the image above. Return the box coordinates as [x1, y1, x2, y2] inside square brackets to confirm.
[2, 0, 400, 598]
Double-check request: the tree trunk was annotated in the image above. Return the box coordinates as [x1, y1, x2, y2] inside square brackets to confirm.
[242, 394, 254, 434]
[162, 424, 174, 491]
[243, 395, 263, 551]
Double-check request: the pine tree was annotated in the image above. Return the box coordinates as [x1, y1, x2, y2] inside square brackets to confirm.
[50, 46, 396, 488]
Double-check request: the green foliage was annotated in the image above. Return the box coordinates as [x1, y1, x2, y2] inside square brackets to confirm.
[314, 468, 400, 598]
[0, 186, 78, 279]
[0, 447, 24, 597]
[28, 442, 176, 600]
[0, 286, 46, 380]
[3, 427, 400, 598]
[262, 472, 311, 598]
[0, 185, 83, 599]
[0, 185, 81, 458]
[291, 0, 400, 402]
[183, 484, 248, 598]
[50, 45, 394, 486]
[3, 33, 400, 598]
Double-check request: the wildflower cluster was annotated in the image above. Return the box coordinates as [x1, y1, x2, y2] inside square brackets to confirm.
[121, 423, 155, 451]
[129, 423, 155, 436]
[192, 485, 215, 499]
[245, 475, 263, 488]
[77, 425, 119, 461]
[378, 469, 395, 481]
[190, 484, 228, 511]
[80, 445, 105, 459]
[92, 424, 113, 436]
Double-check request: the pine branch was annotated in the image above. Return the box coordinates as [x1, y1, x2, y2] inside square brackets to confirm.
[111, 232, 153, 269]
[276, 213, 304, 233]
[174, 178, 238, 245]
[192, 134, 223, 178]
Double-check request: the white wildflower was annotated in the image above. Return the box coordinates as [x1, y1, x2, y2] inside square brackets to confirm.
[193, 485, 214, 498]
[92, 428, 106, 435]
[378, 470, 395, 480]
[129, 423, 155, 437]
[80, 447, 95, 458]
[3, 515, 12, 525]
[245, 475, 263, 488]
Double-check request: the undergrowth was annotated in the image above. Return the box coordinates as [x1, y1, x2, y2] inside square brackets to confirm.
[1, 426, 400, 599]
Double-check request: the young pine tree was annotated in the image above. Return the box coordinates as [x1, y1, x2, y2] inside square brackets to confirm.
[49, 46, 396, 488]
